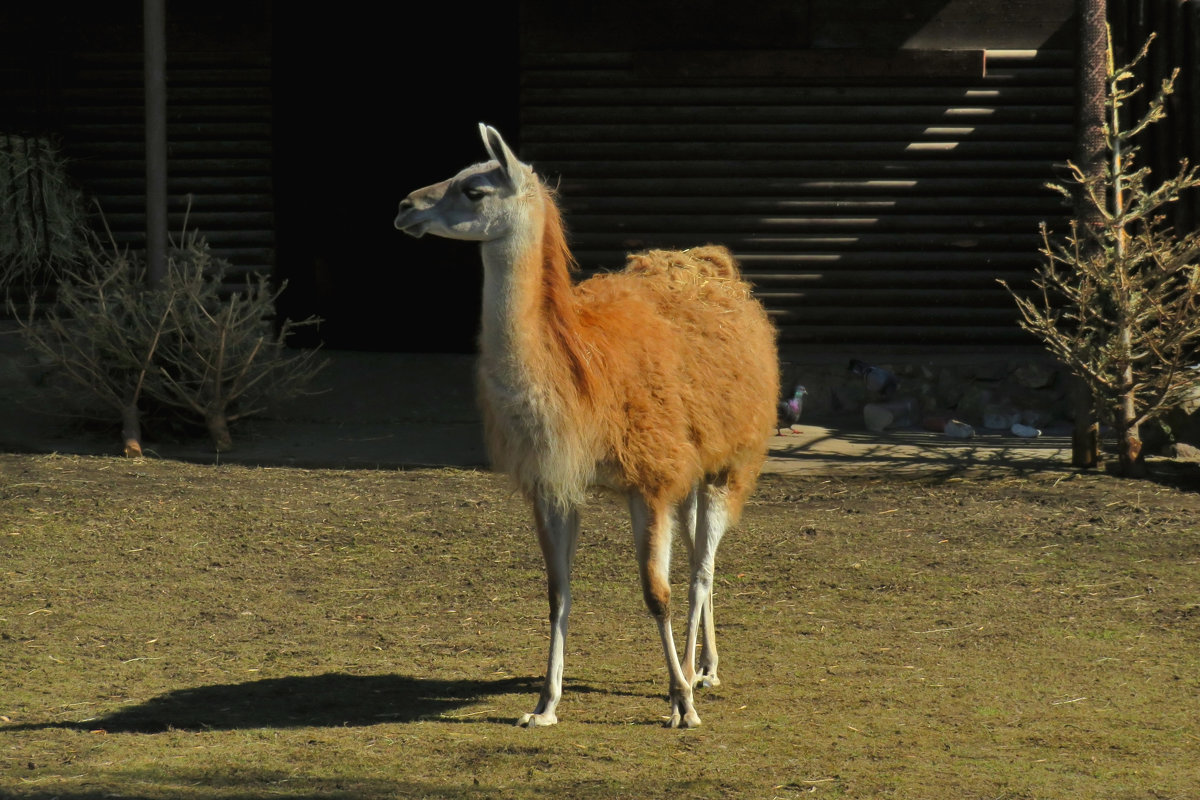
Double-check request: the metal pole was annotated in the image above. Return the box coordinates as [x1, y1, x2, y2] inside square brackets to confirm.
[144, 0, 167, 288]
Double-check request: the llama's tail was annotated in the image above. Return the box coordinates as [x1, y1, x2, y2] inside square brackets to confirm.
[624, 244, 744, 282]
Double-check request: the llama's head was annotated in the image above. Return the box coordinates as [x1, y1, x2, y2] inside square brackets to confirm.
[394, 123, 539, 242]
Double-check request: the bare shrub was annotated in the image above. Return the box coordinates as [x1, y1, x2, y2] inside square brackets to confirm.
[15, 242, 169, 456]
[0, 134, 93, 300]
[16, 219, 326, 454]
[148, 226, 326, 452]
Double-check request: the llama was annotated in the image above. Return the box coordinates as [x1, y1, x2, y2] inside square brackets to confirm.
[394, 124, 779, 728]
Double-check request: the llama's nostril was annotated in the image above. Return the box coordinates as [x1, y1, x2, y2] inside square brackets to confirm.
[398, 197, 414, 212]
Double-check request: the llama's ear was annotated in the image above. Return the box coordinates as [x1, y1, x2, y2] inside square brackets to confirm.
[479, 123, 522, 184]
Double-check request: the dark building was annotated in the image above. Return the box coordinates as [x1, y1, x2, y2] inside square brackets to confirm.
[2, 1, 1196, 355]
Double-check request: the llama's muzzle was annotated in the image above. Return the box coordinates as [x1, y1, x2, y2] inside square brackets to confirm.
[394, 199, 427, 237]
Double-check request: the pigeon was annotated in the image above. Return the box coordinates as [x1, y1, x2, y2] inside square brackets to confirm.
[849, 359, 899, 399]
[778, 385, 807, 432]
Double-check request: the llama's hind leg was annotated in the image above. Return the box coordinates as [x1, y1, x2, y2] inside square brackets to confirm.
[676, 486, 715, 689]
[683, 482, 727, 690]
[630, 492, 699, 728]
[518, 494, 579, 728]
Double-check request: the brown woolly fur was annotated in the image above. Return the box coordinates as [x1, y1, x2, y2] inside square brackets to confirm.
[480, 179, 779, 521]
[625, 245, 745, 285]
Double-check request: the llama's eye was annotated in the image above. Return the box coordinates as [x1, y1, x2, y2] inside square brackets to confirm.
[463, 185, 489, 201]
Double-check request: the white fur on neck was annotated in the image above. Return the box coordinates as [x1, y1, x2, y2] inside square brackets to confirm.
[476, 196, 596, 509]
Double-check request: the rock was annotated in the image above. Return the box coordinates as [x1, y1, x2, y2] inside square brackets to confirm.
[1010, 423, 1041, 438]
[863, 403, 895, 432]
[982, 403, 1021, 430]
[1164, 442, 1200, 461]
[922, 415, 950, 432]
[864, 398, 917, 432]
[956, 384, 992, 425]
[936, 367, 965, 408]
[1020, 408, 1052, 428]
[943, 419, 975, 439]
[969, 361, 1009, 381]
[1013, 361, 1055, 389]
[1161, 405, 1200, 446]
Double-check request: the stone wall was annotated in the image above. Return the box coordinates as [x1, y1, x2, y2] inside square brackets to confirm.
[781, 353, 1200, 448]
[782, 354, 1070, 429]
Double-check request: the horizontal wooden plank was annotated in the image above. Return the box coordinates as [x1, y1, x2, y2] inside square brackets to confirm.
[75, 140, 272, 156]
[59, 51, 270, 66]
[630, 49, 985, 81]
[207, 249, 273, 265]
[63, 122, 273, 140]
[528, 159, 1060, 179]
[773, 323, 1032, 345]
[521, 85, 1075, 106]
[525, 141, 1068, 161]
[521, 122, 1073, 142]
[95, 193, 275, 211]
[524, 108, 1074, 130]
[567, 231, 1042, 250]
[528, 161, 1060, 183]
[555, 176, 1056, 196]
[71, 68, 271, 85]
[767, 305, 1020, 325]
[64, 106, 273, 122]
[563, 213, 1052, 233]
[559, 195, 1067, 214]
[101, 220, 272, 245]
[72, 158, 272, 175]
[757, 288, 1021, 307]
[736, 253, 1039, 272]
[59, 87, 271, 103]
[84, 176, 274, 192]
[577, 254, 1038, 277]
[521, 47, 1074, 70]
[101, 212, 274, 229]
[523, 66, 1073, 89]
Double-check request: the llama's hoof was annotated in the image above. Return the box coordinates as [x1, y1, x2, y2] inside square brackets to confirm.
[517, 711, 558, 728]
[667, 708, 702, 729]
[694, 669, 721, 689]
[667, 698, 702, 729]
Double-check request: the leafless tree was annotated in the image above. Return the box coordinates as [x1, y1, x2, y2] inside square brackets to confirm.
[1003, 34, 1200, 476]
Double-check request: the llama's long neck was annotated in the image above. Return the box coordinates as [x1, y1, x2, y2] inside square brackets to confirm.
[478, 187, 587, 395]
[477, 184, 598, 505]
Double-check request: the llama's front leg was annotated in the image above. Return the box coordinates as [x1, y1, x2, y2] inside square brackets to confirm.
[684, 483, 728, 690]
[518, 495, 579, 728]
[631, 493, 699, 728]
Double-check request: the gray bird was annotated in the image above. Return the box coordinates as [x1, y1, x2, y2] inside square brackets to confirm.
[778, 385, 807, 430]
[849, 359, 899, 399]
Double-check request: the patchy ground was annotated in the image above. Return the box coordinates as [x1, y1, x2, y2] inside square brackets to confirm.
[2, 452, 1199, 799]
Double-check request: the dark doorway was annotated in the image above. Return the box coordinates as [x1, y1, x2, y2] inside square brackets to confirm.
[271, 12, 518, 353]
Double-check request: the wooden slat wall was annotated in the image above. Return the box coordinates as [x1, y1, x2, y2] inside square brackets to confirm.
[46, 52, 274, 285]
[521, 48, 1075, 349]
[1113, 0, 1200, 233]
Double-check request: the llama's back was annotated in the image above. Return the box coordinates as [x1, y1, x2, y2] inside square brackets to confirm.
[574, 245, 779, 518]
[624, 245, 744, 284]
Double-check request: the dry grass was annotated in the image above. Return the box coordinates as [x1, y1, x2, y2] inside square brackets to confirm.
[2, 452, 1198, 799]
